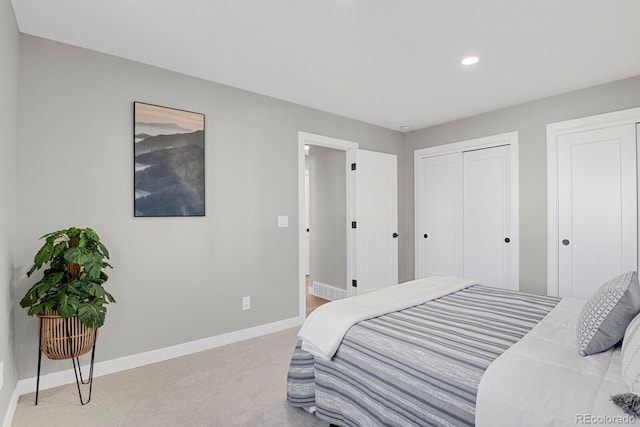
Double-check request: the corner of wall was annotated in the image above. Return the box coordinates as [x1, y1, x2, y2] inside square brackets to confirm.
[0, 0, 20, 424]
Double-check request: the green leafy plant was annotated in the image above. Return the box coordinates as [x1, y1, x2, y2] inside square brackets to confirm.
[20, 227, 115, 328]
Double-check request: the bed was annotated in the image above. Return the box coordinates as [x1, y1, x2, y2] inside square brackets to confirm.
[287, 276, 634, 426]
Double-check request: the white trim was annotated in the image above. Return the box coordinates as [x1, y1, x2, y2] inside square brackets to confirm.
[298, 132, 359, 315]
[2, 388, 18, 427]
[298, 131, 358, 151]
[15, 315, 303, 397]
[414, 131, 520, 291]
[414, 132, 518, 158]
[546, 107, 640, 296]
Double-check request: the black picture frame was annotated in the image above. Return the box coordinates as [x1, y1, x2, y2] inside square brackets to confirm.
[133, 102, 205, 217]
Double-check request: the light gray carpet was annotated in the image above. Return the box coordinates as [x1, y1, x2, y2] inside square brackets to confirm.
[11, 327, 327, 426]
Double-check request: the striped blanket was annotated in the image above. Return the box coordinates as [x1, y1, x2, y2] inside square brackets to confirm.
[287, 285, 560, 426]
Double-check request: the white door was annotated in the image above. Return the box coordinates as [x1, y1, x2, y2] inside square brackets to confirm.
[463, 146, 511, 288]
[557, 124, 637, 298]
[416, 153, 463, 278]
[415, 139, 516, 290]
[352, 150, 398, 294]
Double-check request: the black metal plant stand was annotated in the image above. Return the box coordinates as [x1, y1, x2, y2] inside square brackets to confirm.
[35, 317, 97, 405]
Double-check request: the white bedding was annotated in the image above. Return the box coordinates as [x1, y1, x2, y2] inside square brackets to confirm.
[297, 276, 477, 360]
[476, 297, 631, 427]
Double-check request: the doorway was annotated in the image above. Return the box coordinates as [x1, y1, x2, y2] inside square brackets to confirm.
[298, 132, 357, 318]
[297, 132, 399, 318]
[306, 144, 348, 315]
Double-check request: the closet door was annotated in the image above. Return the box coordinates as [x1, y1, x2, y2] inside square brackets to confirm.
[415, 153, 463, 278]
[557, 124, 637, 298]
[463, 146, 511, 289]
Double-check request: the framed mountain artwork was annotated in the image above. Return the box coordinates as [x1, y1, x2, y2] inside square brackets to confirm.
[133, 102, 205, 217]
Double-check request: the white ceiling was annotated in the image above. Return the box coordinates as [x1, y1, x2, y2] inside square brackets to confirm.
[10, 0, 640, 131]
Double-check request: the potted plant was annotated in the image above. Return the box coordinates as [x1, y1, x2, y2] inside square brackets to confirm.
[20, 226, 115, 360]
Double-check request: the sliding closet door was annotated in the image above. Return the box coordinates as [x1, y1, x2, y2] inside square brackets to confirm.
[557, 124, 637, 298]
[415, 133, 518, 290]
[463, 146, 511, 289]
[415, 153, 463, 278]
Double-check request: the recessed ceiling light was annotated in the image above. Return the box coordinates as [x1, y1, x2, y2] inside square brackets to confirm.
[461, 56, 479, 66]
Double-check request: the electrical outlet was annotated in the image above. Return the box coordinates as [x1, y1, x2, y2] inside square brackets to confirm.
[242, 296, 251, 311]
[0, 362, 4, 391]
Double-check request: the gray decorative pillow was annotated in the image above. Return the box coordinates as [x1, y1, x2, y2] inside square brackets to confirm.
[576, 271, 640, 356]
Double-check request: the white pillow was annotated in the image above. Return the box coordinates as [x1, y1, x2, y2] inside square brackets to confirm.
[622, 312, 640, 393]
[576, 271, 640, 356]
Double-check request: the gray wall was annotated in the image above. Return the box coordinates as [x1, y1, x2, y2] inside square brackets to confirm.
[0, 0, 18, 420]
[13, 21, 637, 390]
[309, 146, 347, 290]
[13, 35, 405, 379]
[404, 75, 640, 295]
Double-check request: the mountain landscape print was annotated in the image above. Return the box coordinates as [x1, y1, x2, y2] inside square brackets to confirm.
[134, 102, 205, 216]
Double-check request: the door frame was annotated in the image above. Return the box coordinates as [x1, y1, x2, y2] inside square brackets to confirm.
[546, 107, 640, 296]
[414, 131, 520, 290]
[298, 131, 358, 318]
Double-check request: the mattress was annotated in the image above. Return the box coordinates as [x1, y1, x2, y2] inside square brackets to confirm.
[287, 285, 560, 426]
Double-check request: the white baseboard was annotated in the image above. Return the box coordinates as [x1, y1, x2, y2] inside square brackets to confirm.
[2, 387, 19, 427]
[16, 315, 304, 397]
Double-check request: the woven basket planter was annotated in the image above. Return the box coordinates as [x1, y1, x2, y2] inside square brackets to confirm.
[37, 312, 97, 360]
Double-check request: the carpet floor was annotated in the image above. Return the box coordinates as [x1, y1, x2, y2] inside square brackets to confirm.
[11, 327, 327, 427]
